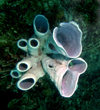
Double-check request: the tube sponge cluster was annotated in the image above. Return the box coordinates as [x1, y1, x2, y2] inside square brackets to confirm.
[10, 14, 87, 98]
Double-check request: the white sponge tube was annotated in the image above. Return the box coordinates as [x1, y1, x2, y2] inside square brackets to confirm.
[10, 69, 21, 79]
[16, 57, 33, 73]
[17, 63, 45, 91]
[17, 39, 27, 52]
[27, 38, 40, 56]
[42, 56, 87, 97]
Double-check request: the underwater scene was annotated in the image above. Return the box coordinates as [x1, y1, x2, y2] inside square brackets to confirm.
[0, 0, 100, 110]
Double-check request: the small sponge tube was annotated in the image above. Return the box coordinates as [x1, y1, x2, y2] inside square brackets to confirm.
[17, 39, 27, 52]
[17, 63, 45, 91]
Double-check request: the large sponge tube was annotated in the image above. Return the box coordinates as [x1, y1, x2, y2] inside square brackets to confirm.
[53, 21, 82, 58]
[33, 14, 49, 38]
[42, 56, 87, 97]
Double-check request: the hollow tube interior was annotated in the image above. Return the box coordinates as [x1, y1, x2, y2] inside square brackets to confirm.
[30, 39, 38, 47]
[19, 40, 27, 47]
[10, 70, 21, 78]
[19, 63, 28, 71]
[12, 71, 19, 77]
[68, 59, 87, 73]
[61, 70, 78, 97]
[17, 39, 27, 48]
[35, 15, 48, 33]
[18, 78, 35, 90]
[53, 23, 82, 58]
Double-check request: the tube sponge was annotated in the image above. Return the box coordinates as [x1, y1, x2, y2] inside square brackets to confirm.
[53, 21, 82, 58]
[10, 14, 88, 98]
[33, 14, 50, 38]
[16, 57, 33, 73]
[27, 38, 40, 56]
[10, 69, 21, 79]
[17, 62, 45, 91]
[42, 56, 87, 97]
[17, 39, 27, 52]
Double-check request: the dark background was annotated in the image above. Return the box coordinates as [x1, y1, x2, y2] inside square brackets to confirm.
[0, 0, 100, 110]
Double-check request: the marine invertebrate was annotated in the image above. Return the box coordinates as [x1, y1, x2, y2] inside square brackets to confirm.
[53, 21, 82, 58]
[10, 14, 87, 97]
[42, 56, 87, 97]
